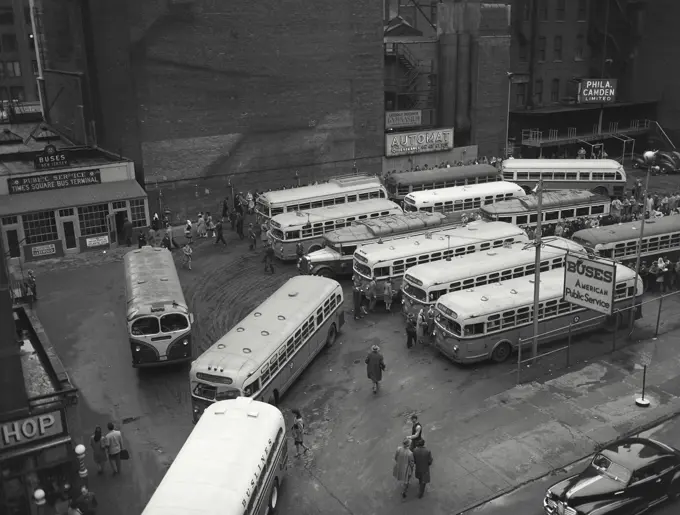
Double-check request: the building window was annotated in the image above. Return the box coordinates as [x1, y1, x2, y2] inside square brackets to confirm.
[519, 42, 528, 62]
[130, 199, 147, 228]
[539, 0, 548, 21]
[551, 79, 560, 102]
[555, 0, 565, 21]
[5, 61, 21, 77]
[523, 0, 531, 21]
[538, 37, 546, 61]
[24, 7, 31, 25]
[58, 208, 74, 217]
[9, 87, 24, 101]
[0, 9, 13, 25]
[78, 204, 109, 236]
[553, 36, 563, 61]
[23, 211, 58, 244]
[575, 34, 585, 60]
[112, 201, 127, 210]
[516, 83, 527, 106]
[2, 216, 18, 225]
[577, 0, 587, 21]
[534, 79, 543, 104]
[1, 34, 18, 52]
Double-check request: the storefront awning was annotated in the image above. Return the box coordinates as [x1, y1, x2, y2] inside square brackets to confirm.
[0, 180, 147, 217]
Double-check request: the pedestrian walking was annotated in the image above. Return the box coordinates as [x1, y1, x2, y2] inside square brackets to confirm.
[406, 314, 417, 348]
[296, 241, 305, 260]
[426, 305, 436, 343]
[74, 485, 98, 515]
[291, 409, 309, 457]
[407, 414, 424, 451]
[197, 213, 207, 238]
[222, 197, 229, 219]
[89, 426, 107, 475]
[150, 213, 160, 244]
[137, 231, 147, 248]
[103, 422, 124, 475]
[412, 440, 433, 498]
[184, 220, 193, 244]
[214, 219, 227, 246]
[383, 281, 393, 312]
[259, 221, 268, 244]
[236, 212, 245, 240]
[248, 223, 257, 250]
[353, 285, 364, 320]
[26, 270, 37, 301]
[182, 243, 193, 270]
[416, 308, 427, 344]
[206, 212, 215, 238]
[263, 243, 275, 274]
[365, 344, 386, 394]
[122, 217, 133, 246]
[367, 279, 378, 312]
[393, 438, 415, 498]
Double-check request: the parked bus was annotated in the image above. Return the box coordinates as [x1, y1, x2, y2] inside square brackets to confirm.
[255, 175, 387, 224]
[269, 199, 401, 260]
[480, 189, 611, 227]
[190, 276, 344, 422]
[385, 164, 501, 201]
[433, 264, 641, 364]
[298, 212, 464, 278]
[141, 398, 287, 515]
[571, 216, 680, 265]
[500, 159, 627, 197]
[401, 237, 586, 318]
[124, 247, 194, 367]
[403, 181, 524, 214]
[352, 221, 530, 293]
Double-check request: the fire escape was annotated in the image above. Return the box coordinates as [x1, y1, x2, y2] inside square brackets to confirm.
[385, 43, 436, 114]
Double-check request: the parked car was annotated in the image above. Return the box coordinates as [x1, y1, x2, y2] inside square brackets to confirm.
[544, 437, 680, 514]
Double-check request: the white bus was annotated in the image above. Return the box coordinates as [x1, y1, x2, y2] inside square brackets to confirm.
[401, 237, 586, 318]
[433, 264, 641, 364]
[501, 159, 627, 197]
[480, 190, 611, 227]
[268, 199, 401, 260]
[141, 398, 287, 515]
[385, 164, 501, 201]
[352, 221, 530, 293]
[298, 212, 463, 278]
[571, 216, 680, 265]
[124, 247, 194, 367]
[190, 276, 344, 422]
[255, 175, 387, 223]
[403, 181, 524, 214]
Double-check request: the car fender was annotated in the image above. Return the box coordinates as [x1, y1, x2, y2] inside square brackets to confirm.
[587, 497, 636, 515]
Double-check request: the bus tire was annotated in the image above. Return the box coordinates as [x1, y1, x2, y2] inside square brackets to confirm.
[269, 390, 280, 406]
[308, 244, 322, 254]
[314, 268, 335, 279]
[326, 324, 338, 347]
[491, 341, 512, 363]
[269, 478, 279, 513]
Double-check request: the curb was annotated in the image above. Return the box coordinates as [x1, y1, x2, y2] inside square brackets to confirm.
[455, 407, 680, 514]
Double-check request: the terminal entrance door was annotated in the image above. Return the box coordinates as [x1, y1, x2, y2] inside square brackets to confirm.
[107, 213, 118, 248]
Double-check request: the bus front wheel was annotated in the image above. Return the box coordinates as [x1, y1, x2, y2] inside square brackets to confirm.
[314, 268, 335, 279]
[269, 478, 279, 513]
[326, 324, 338, 347]
[308, 244, 322, 254]
[491, 341, 512, 363]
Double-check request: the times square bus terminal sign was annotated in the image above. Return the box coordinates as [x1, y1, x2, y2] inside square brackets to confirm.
[386, 128, 454, 157]
[563, 254, 616, 315]
[8, 169, 102, 194]
[578, 79, 618, 104]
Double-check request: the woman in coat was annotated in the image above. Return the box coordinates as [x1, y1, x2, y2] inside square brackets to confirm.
[416, 309, 427, 345]
[393, 438, 415, 498]
[89, 426, 107, 474]
[365, 345, 386, 394]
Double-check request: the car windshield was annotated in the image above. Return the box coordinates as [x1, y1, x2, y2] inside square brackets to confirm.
[590, 454, 632, 483]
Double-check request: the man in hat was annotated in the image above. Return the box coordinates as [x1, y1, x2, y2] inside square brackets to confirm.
[248, 223, 257, 250]
[406, 314, 417, 348]
[365, 345, 386, 394]
[412, 439, 434, 499]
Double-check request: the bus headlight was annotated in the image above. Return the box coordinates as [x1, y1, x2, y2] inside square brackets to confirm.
[280, 246, 284, 253]
[135, 346, 141, 352]
[452, 345, 459, 354]
[183, 339, 189, 346]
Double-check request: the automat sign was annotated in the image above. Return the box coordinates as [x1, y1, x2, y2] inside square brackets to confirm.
[385, 128, 454, 157]
[578, 79, 618, 104]
[563, 254, 616, 315]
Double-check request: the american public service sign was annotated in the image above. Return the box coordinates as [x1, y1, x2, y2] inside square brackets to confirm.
[33, 144, 70, 170]
[385, 128, 454, 157]
[563, 254, 616, 315]
[385, 110, 422, 130]
[577, 79, 618, 104]
[8, 169, 102, 194]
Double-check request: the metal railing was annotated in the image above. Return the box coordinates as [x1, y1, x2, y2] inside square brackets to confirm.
[521, 119, 651, 145]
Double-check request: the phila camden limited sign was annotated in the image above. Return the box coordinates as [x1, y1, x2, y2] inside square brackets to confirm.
[577, 79, 618, 104]
[34, 144, 70, 170]
[8, 169, 102, 194]
[563, 254, 616, 315]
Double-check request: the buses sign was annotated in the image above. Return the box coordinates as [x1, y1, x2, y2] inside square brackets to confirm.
[563, 254, 616, 315]
[578, 79, 617, 104]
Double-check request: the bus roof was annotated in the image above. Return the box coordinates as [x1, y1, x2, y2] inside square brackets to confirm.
[404, 181, 524, 205]
[355, 221, 528, 265]
[405, 237, 585, 288]
[386, 164, 499, 185]
[324, 212, 456, 244]
[192, 276, 341, 380]
[258, 175, 383, 205]
[481, 190, 610, 216]
[501, 158, 624, 171]
[141, 398, 284, 515]
[436, 263, 637, 320]
[572, 216, 680, 246]
[124, 247, 188, 319]
[270, 199, 401, 229]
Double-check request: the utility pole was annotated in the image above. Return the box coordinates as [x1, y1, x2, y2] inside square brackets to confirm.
[531, 180, 544, 361]
[628, 164, 652, 335]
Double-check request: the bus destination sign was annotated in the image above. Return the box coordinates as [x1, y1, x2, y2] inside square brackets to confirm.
[563, 254, 616, 315]
[577, 79, 617, 104]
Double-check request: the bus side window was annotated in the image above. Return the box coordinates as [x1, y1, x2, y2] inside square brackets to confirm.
[316, 307, 324, 326]
[591, 204, 605, 214]
[294, 329, 303, 349]
[322, 198, 335, 207]
[336, 293, 342, 305]
[487, 314, 501, 331]
[278, 347, 287, 367]
[516, 215, 528, 225]
[270, 357, 279, 374]
[501, 310, 515, 329]
[370, 191, 381, 199]
[359, 193, 370, 201]
[393, 260, 406, 274]
[347, 195, 357, 202]
[379, 190, 387, 198]
[545, 211, 559, 221]
[335, 197, 346, 204]
[480, 242, 491, 250]
[561, 208, 574, 218]
[374, 266, 390, 277]
[311, 201, 323, 209]
[370, 213, 380, 218]
[565, 172, 577, 180]
[261, 364, 270, 384]
[286, 337, 295, 358]
[575, 207, 589, 216]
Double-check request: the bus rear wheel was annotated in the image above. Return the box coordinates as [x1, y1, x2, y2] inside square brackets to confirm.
[326, 324, 337, 347]
[592, 186, 608, 196]
[491, 341, 512, 363]
[269, 478, 279, 513]
[315, 268, 335, 279]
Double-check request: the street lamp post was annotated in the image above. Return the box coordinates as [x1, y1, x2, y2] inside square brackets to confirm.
[531, 180, 544, 361]
[506, 72, 514, 157]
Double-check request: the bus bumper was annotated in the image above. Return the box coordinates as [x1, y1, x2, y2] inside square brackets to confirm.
[274, 247, 297, 261]
[130, 338, 193, 368]
[432, 332, 464, 363]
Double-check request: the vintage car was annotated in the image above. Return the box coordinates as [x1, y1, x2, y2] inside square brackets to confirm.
[544, 437, 680, 515]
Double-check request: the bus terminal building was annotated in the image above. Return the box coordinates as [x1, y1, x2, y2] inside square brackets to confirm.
[0, 124, 149, 263]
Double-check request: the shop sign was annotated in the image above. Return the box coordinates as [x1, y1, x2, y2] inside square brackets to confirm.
[577, 79, 617, 104]
[31, 243, 57, 257]
[8, 169, 102, 194]
[0, 411, 64, 450]
[34, 144, 70, 170]
[385, 110, 422, 130]
[86, 235, 109, 247]
[563, 254, 616, 315]
[385, 128, 454, 157]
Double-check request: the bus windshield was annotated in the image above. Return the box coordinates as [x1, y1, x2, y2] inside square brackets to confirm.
[403, 282, 427, 302]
